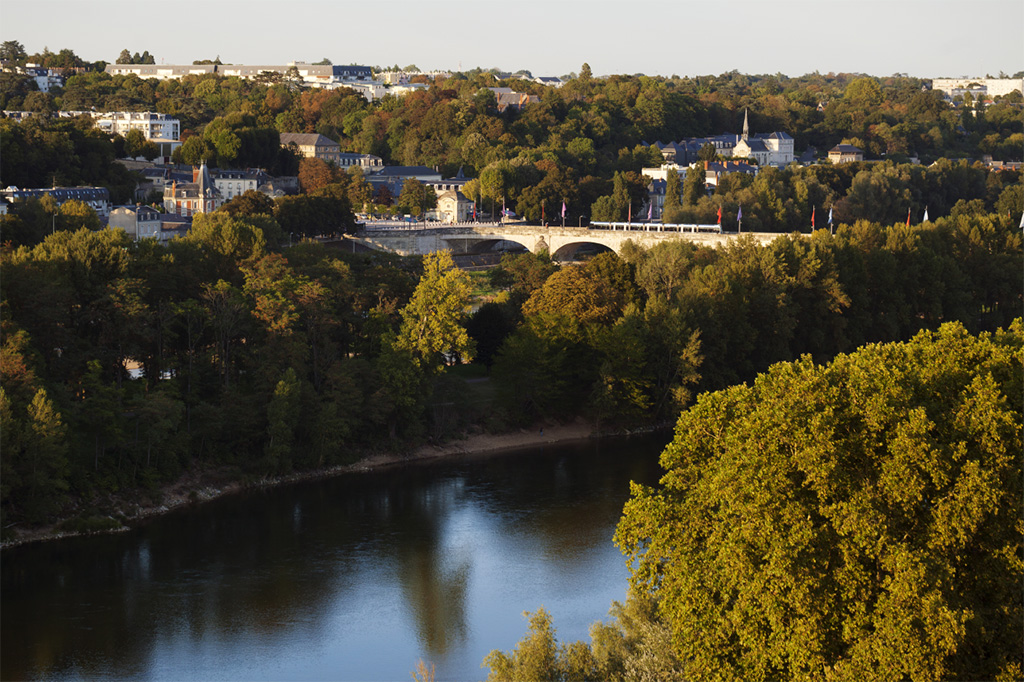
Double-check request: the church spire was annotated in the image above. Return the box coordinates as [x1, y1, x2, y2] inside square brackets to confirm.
[742, 108, 749, 141]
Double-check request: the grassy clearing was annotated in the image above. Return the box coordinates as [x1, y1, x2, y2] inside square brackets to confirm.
[464, 269, 501, 303]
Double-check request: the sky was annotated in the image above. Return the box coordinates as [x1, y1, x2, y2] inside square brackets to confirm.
[2, 0, 1021, 80]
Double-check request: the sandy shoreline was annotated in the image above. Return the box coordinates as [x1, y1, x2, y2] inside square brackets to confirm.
[1, 420, 597, 550]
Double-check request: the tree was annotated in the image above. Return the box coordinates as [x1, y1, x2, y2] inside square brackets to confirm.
[220, 189, 275, 217]
[616, 322, 1023, 680]
[57, 199, 102, 232]
[483, 608, 579, 681]
[682, 164, 705, 207]
[482, 594, 686, 681]
[393, 250, 474, 372]
[697, 143, 717, 162]
[263, 367, 302, 473]
[124, 128, 147, 158]
[297, 156, 340, 194]
[116, 49, 132, 65]
[396, 178, 436, 218]
[0, 40, 27, 65]
[663, 168, 681, 219]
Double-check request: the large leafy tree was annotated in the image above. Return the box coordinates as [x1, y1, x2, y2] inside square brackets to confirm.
[616, 321, 1023, 681]
[392, 250, 474, 372]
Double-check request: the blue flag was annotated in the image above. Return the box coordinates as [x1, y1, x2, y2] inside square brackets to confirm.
[737, 205, 742, 221]
[828, 207, 833, 225]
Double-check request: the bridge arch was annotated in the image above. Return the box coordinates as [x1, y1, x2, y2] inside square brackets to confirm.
[440, 236, 532, 254]
[550, 240, 615, 261]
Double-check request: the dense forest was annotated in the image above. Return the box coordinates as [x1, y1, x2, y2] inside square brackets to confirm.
[2, 209, 1020, 531]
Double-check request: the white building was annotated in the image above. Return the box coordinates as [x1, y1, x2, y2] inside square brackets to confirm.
[337, 153, 384, 170]
[104, 64, 218, 80]
[20, 64, 65, 92]
[213, 169, 272, 201]
[641, 163, 688, 182]
[109, 205, 163, 240]
[93, 111, 180, 141]
[931, 78, 1023, 100]
[433, 190, 473, 223]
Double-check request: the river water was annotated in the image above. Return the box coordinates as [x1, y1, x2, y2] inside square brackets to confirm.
[1, 434, 667, 681]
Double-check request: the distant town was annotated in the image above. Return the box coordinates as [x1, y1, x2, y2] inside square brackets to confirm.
[1, 41, 1022, 242]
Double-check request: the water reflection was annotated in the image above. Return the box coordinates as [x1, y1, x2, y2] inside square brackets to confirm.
[2, 434, 666, 681]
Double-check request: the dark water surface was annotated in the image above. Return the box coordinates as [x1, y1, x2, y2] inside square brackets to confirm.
[2, 434, 667, 681]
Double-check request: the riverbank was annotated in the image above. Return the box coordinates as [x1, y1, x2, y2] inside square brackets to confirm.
[1, 419, 599, 550]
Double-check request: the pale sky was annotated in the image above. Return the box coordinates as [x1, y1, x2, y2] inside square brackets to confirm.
[2, 0, 1021, 80]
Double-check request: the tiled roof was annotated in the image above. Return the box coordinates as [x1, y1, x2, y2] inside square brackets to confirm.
[279, 132, 340, 148]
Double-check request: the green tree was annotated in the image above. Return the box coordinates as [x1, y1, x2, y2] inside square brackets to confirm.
[396, 178, 436, 218]
[1, 40, 27, 65]
[124, 129, 147, 158]
[393, 250, 474, 372]
[662, 167, 681, 220]
[697, 143, 717, 162]
[617, 321, 1023, 681]
[483, 608, 596, 682]
[263, 367, 302, 473]
[57, 199, 101, 232]
[682, 163, 705, 207]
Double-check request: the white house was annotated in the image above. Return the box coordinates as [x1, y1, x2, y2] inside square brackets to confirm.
[213, 169, 272, 201]
[433, 190, 473, 223]
[109, 205, 163, 240]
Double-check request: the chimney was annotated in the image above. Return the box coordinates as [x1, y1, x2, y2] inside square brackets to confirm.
[193, 166, 199, 183]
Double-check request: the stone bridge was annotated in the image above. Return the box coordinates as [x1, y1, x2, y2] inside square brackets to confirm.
[345, 221, 782, 259]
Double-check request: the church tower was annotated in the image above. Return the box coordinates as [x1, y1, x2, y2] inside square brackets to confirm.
[742, 108, 750, 141]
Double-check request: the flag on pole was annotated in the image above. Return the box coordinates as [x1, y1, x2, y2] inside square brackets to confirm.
[737, 205, 742, 222]
[628, 203, 632, 223]
[473, 202, 477, 221]
[717, 205, 722, 225]
[647, 202, 652, 220]
[923, 206, 929, 222]
[1019, 211, 1024, 229]
[906, 208, 911, 226]
[811, 206, 815, 229]
[561, 201, 567, 218]
[828, 207, 833, 225]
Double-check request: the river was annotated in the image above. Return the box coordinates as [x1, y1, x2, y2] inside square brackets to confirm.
[1, 434, 668, 681]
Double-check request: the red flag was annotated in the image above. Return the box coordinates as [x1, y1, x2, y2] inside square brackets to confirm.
[717, 205, 722, 224]
[811, 206, 815, 229]
[906, 208, 911, 226]
[628, 203, 632, 223]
